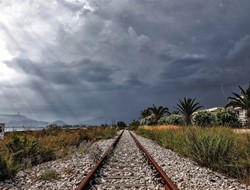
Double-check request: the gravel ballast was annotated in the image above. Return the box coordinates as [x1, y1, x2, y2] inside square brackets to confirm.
[0, 139, 115, 190]
[1, 130, 250, 190]
[92, 130, 165, 189]
[133, 132, 250, 190]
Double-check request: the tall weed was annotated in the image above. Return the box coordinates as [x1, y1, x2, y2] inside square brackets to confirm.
[136, 126, 250, 179]
[0, 154, 13, 180]
[0, 127, 117, 181]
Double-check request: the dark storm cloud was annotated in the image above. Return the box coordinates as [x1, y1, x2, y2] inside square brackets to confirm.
[227, 35, 250, 67]
[7, 58, 117, 86]
[0, 0, 250, 123]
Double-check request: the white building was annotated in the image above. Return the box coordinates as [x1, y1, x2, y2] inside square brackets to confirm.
[195, 107, 247, 126]
[234, 107, 247, 125]
[193, 107, 222, 114]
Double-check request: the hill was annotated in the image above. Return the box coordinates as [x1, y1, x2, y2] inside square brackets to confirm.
[0, 113, 67, 129]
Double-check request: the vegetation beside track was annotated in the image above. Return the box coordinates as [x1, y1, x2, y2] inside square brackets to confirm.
[135, 125, 250, 182]
[0, 126, 117, 180]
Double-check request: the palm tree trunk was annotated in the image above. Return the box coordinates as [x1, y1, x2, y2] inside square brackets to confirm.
[247, 117, 250, 128]
[185, 116, 191, 126]
[246, 110, 250, 128]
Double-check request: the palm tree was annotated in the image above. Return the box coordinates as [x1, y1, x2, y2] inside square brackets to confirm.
[174, 98, 203, 125]
[225, 84, 250, 127]
[172, 110, 180, 115]
[139, 108, 152, 119]
[149, 104, 170, 123]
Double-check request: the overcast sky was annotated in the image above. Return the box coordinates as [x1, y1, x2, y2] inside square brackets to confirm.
[0, 0, 250, 124]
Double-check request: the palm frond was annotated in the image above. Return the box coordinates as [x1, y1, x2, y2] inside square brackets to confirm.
[174, 97, 202, 125]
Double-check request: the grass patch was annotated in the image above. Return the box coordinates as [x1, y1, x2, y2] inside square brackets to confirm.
[135, 126, 250, 181]
[36, 169, 58, 182]
[141, 125, 180, 131]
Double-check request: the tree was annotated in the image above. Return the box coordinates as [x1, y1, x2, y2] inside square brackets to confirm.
[174, 97, 203, 126]
[172, 110, 180, 115]
[215, 108, 242, 128]
[225, 84, 250, 127]
[193, 111, 216, 127]
[139, 108, 152, 119]
[158, 114, 183, 125]
[116, 121, 127, 129]
[139, 115, 154, 126]
[148, 104, 170, 123]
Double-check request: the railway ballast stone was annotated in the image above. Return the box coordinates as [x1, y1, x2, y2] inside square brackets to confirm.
[0, 139, 115, 190]
[133, 132, 250, 190]
[1, 130, 250, 190]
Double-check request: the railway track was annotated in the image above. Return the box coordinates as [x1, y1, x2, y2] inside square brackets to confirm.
[76, 130, 179, 190]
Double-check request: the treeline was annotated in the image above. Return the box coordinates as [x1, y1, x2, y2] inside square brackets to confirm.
[137, 84, 250, 128]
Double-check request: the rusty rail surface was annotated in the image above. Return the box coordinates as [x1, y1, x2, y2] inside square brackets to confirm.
[76, 130, 124, 190]
[76, 130, 179, 190]
[130, 131, 180, 190]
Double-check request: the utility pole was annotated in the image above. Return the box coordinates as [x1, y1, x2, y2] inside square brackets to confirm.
[0, 123, 5, 140]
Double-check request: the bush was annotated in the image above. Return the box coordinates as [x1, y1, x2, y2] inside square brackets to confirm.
[193, 111, 216, 127]
[140, 115, 157, 125]
[116, 121, 127, 129]
[0, 154, 12, 180]
[158, 114, 183, 125]
[36, 169, 58, 181]
[215, 108, 242, 128]
[45, 125, 62, 136]
[6, 135, 55, 169]
[185, 128, 235, 163]
[95, 127, 117, 140]
[128, 120, 140, 130]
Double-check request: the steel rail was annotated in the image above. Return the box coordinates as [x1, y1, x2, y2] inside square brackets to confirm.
[76, 130, 124, 190]
[129, 131, 180, 190]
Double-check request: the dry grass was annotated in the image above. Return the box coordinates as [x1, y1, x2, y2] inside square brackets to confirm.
[233, 129, 250, 134]
[142, 125, 180, 131]
[0, 127, 117, 180]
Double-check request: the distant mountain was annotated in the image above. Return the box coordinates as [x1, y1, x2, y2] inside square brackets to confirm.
[82, 117, 112, 126]
[0, 113, 67, 129]
[49, 120, 67, 126]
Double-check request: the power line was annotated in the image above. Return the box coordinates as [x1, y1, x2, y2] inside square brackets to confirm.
[221, 83, 228, 100]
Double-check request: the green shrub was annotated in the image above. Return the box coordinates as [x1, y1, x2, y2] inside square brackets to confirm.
[185, 127, 247, 177]
[36, 169, 58, 181]
[96, 127, 117, 140]
[193, 111, 216, 127]
[6, 135, 55, 169]
[128, 120, 140, 130]
[185, 128, 233, 163]
[215, 108, 242, 128]
[158, 114, 183, 125]
[116, 121, 127, 129]
[0, 154, 12, 180]
[139, 115, 156, 125]
[45, 125, 62, 136]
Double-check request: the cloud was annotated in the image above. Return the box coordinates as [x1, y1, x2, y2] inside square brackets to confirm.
[6, 58, 118, 86]
[0, 0, 250, 123]
[227, 35, 250, 67]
